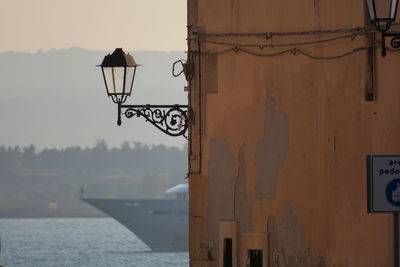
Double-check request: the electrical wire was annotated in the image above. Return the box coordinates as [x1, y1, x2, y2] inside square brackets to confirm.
[188, 33, 360, 49]
[193, 23, 400, 39]
[188, 46, 373, 60]
[186, 25, 400, 60]
[194, 26, 367, 38]
[172, 59, 186, 77]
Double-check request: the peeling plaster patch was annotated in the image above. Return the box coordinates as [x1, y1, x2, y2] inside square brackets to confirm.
[235, 145, 253, 265]
[268, 205, 325, 267]
[235, 145, 252, 233]
[256, 98, 288, 199]
[208, 139, 236, 253]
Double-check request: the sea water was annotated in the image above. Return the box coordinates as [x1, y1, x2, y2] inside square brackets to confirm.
[0, 218, 188, 267]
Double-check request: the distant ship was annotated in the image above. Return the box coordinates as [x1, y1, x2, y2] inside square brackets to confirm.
[81, 184, 188, 251]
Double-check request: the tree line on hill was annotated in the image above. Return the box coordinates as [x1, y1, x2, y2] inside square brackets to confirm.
[0, 140, 187, 218]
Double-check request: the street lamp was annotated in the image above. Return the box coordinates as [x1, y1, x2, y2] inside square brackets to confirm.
[98, 48, 189, 137]
[366, 0, 400, 56]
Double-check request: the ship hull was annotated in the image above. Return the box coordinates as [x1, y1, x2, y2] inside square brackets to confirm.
[81, 198, 188, 251]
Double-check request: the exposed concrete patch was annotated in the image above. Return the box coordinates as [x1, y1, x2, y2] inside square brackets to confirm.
[208, 140, 253, 263]
[268, 205, 325, 267]
[208, 139, 236, 258]
[256, 98, 288, 199]
[235, 145, 252, 232]
[235, 145, 253, 265]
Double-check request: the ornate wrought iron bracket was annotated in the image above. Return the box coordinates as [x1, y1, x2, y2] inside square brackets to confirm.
[117, 103, 189, 138]
[378, 30, 400, 57]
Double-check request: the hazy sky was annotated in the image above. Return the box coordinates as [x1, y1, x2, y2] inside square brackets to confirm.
[0, 0, 188, 150]
[0, 0, 187, 53]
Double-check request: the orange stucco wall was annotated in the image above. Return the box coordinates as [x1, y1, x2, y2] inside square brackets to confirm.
[187, 0, 400, 266]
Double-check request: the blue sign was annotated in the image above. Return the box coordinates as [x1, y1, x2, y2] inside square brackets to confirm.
[367, 155, 400, 213]
[386, 179, 400, 207]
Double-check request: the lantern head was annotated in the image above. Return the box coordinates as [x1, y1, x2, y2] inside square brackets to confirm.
[366, 0, 399, 31]
[99, 48, 140, 104]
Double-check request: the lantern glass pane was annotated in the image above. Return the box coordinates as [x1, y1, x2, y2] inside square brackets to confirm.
[102, 67, 114, 94]
[124, 66, 136, 96]
[113, 67, 125, 94]
[390, 0, 399, 19]
[102, 67, 125, 95]
[367, 0, 376, 20]
[373, 0, 392, 19]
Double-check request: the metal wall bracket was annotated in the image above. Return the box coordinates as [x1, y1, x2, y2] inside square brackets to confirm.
[117, 103, 189, 138]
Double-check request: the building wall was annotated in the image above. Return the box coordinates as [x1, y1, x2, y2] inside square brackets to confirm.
[187, 0, 400, 266]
